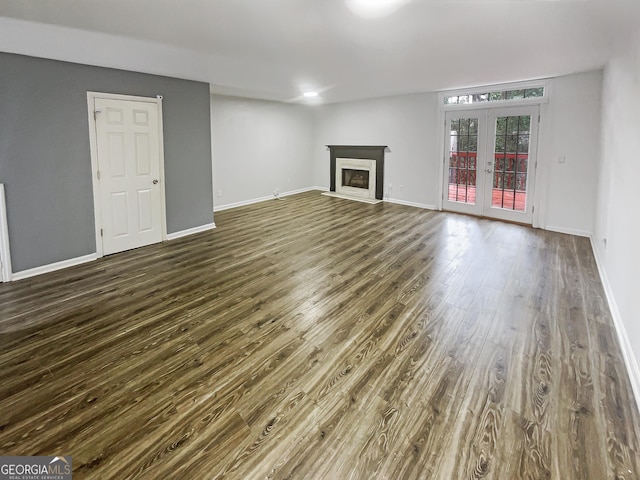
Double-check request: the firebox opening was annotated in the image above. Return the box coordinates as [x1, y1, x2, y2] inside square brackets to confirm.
[342, 168, 370, 189]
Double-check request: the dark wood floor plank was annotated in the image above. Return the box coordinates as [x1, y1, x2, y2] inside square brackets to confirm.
[0, 191, 638, 479]
[550, 234, 609, 479]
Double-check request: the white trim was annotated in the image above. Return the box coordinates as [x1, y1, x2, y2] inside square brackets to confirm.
[590, 236, 640, 411]
[214, 187, 436, 212]
[322, 192, 382, 204]
[88, 92, 164, 105]
[214, 186, 322, 212]
[209, 96, 216, 218]
[442, 97, 546, 112]
[12, 253, 98, 281]
[385, 198, 437, 210]
[436, 101, 446, 211]
[544, 225, 591, 238]
[166, 222, 216, 241]
[0, 184, 12, 282]
[281, 186, 327, 197]
[215, 194, 276, 212]
[156, 96, 168, 242]
[532, 79, 554, 230]
[87, 94, 103, 256]
[86, 92, 167, 258]
[440, 78, 550, 97]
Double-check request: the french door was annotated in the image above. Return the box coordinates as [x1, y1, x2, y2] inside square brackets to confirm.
[442, 105, 539, 224]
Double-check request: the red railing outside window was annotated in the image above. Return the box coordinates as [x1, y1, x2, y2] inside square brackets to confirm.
[449, 152, 528, 191]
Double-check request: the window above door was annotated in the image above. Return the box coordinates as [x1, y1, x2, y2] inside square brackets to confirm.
[440, 80, 549, 111]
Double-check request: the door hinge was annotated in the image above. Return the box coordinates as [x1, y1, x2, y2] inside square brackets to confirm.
[100, 228, 103, 237]
[538, 114, 541, 123]
[97, 170, 101, 180]
[532, 206, 535, 214]
[94, 109, 102, 120]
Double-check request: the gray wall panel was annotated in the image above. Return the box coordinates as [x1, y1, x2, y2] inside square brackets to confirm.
[0, 53, 213, 272]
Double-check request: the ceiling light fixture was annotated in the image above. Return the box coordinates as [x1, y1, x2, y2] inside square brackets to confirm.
[303, 91, 319, 98]
[345, 0, 411, 19]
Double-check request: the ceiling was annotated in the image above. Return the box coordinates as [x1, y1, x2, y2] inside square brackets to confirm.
[0, 0, 638, 104]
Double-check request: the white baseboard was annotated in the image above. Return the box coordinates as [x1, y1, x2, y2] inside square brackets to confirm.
[322, 192, 382, 204]
[384, 198, 437, 210]
[166, 222, 216, 241]
[281, 186, 326, 197]
[590, 236, 640, 410]
[545, 225, 592, 238]
[11, 222, 218, 280]
[214, 194, 274, 212]
[214, 186, 325, 212]
[12, 253, 98, 281]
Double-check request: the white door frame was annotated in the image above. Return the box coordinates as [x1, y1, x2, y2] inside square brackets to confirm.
[0, 184, 12, 282]
[437, 80, 549, 228]
[87, 92, 167, 258]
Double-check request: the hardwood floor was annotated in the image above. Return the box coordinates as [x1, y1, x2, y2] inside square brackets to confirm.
[1, 190, 639, 479]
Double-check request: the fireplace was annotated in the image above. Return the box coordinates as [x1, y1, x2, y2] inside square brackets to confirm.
[327, 145, 387, 200]
[335, 158, 376, 199]
[343, 169, 369, 189]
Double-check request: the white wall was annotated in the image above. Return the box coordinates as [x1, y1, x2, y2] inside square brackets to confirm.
[311, 75, 602, 224]
[210, 95, 314, 209]
[593, 37, 640, 400]
[312, 93, 440, 208]
[211, 73, 603, 236]
[539, 71, 602, 236]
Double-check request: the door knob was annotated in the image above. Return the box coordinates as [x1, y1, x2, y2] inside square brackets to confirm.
[153, 179, 159, 184]
[486, 169, 493, 173]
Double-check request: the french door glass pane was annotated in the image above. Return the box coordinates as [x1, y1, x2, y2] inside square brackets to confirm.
[492, 115, 530, 211]
[448, 118, 478, 204]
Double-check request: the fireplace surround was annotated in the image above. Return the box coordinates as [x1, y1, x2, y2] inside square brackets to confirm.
[327, 145, 388, 200]
[335, 158, 376, 199]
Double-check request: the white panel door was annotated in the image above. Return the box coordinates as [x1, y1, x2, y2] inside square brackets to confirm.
[94, 98, 163, 255]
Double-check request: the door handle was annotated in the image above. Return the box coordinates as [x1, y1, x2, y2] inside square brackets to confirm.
[153, 179, 159, 185]
[486, 169, 493, 173]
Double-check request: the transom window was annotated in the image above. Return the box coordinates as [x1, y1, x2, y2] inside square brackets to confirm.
[444, 87, 544, 105]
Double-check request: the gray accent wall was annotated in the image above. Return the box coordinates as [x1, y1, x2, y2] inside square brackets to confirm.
[0, 52, 213, 272]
